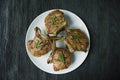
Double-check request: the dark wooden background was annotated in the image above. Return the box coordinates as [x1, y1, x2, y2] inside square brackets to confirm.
[0, 0, 120, 80]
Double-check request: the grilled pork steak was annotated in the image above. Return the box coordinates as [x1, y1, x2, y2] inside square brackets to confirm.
[45, 10, 67, 35]
[27, 27, 51, 57]
[64, 29, 89, 52]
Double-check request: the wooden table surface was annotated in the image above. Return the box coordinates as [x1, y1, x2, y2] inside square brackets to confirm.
[0, 0, 120, 80]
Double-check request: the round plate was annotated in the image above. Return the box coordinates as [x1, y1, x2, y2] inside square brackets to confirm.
[25, 9, 90, 74]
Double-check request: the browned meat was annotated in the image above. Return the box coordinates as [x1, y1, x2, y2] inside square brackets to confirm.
[52, 48, 71, 71]
[64, 29, 89, 52]
[45, 10, 67, 35]
[27, 27, 51, 57]
[47, 40, 71, 71]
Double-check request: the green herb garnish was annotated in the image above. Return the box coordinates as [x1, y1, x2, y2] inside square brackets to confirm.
[59, 53, 65, 64]
[35, 41, 42, 48]
[72, 33, 80, 39]
[52, 16, 58, 25]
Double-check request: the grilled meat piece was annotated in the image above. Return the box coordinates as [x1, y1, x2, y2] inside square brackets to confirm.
[27, 27, 51, 57]
[47, 40, 71, 71]
[47, 36, 64, 64]
[52, 48, 71, 71]
[64, 29, 89, 52]
[45, 10, 67, 35]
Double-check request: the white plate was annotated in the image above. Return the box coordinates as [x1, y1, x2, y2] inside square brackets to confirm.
[25, 9, 90, 74]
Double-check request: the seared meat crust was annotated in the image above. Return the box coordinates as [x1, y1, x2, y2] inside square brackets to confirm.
[27, 27, 51, 57]
[45, 10, 67, 35]
[64, 29, 89, 52]
[52, 48, 71, 71]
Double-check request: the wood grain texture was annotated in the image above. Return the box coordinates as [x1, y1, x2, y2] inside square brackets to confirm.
[0, 0, 120, 80]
